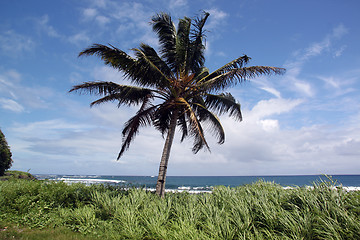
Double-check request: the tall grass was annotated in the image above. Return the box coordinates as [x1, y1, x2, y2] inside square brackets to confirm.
[1, 179, 359, 239]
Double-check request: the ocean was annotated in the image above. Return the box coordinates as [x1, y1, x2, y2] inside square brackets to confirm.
[34, 174, 360, 193]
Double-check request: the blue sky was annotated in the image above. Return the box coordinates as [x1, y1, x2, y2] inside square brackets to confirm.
[1, 0, 360, 176]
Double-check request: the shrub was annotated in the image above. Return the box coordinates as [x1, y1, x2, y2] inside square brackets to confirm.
[0, 129, 12, 176]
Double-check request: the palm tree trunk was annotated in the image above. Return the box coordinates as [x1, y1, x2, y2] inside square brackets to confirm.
[155, 112, 177, 198]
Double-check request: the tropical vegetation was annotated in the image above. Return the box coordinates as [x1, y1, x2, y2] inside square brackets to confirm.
[1, 179, 359, 239]
[0, 170, 36, 181]
[0, 129, 13, 176]
[70, 12, 285, 197]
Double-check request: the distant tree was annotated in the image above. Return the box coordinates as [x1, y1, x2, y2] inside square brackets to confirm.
[70, 12, 285, 197]
[0, 129, 13, 176]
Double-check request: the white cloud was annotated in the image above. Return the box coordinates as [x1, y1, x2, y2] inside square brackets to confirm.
[314, 64, 359, 100]
[37, 15, 62, 38]
[333, 45, 346, 58]
[0, 69, 54, 111]
[92, 66, 124, 82]
[204, 8, 228, 30]
[8, 91, 360, 176]
[300, 24, 348, 61]
[257, 119, 279, 132]
[95, 15, 110, 25]
[303, 39, 330, 59]
[88, 0, 107, 8]
[246, 98, 303, 121]
[79, 1, 156, 47]
[83, 8, 98, 19]
[200, 107, 360, 175]
[13, 119, 93, 137]
[335, 139, 360, 156]
[82, 8, 110, 25]
[318, 76, 339, 89]
[294, 81, 314, 97]
[168, 0, 187, 9]
[0, 98, 24, 113]
[260, 87, 281, 98]
[68, 32, 91, 45]
[0, 30, 35, 56]
[283, 24, 348, 98]
[332, 24, 348, 39]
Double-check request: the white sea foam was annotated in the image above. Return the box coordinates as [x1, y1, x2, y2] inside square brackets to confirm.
[193, 186, 214, 190]
[143, 188, 212, 194]
[281, 186, 360, 192]
[341, 186, 360, 191]
[57, 178, 126, 184]
[43, 175, 360, 193]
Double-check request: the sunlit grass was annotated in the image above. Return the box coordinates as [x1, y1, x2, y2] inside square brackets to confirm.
[1, 179, 359, 239]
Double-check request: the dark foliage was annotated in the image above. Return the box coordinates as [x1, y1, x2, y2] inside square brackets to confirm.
[0, 129, 12, 176]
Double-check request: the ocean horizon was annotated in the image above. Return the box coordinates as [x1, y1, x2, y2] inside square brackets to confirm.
[35, 174, 360, 192]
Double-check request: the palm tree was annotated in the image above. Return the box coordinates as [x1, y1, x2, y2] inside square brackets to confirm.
[70, 12, 285, 197]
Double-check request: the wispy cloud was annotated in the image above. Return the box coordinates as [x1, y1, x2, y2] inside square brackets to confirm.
[68, 32, 91, 45]
[83, 8, 98, 19]
[34, 14, 92, 46]
[82, 8, 110, 25]
[246, 98, 303, 121]
[168, 0, 187, 10]
[252, 76, 282, 98]
[300, 24, 348, 61]
[259, 86, 281, 98]
[284, 24, 348, 97]
[0, 69, 54, 111]
[36, 15, 62, 38]
[204, 8, 228, 30]
[0, 30, 35, 57]
[316, 69, 358, 98]
[80, 1, 157, 47]
[333, 45, 347, 58]
[0, 98, 24, 113]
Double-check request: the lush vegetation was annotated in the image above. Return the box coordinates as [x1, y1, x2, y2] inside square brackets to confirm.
[0, 223, 98, 240]
[70, 12, 284, 197]
[0, 129, 13, 176]
[1, 179, 359, 239]
[0, 170, 37, 181]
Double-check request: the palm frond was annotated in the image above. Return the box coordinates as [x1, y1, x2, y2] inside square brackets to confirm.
[194, 67, 210, 81]
[176, 17, 191, 76]
[201, 66, 285, 91]
[177, 113, 188, 142]
[69, 81, 123, 95]
[152, 103, 173, 136]
[187, 11, 210, 74]
[194, 103, 225, 144]
[177, 97, 210, 153]
[70, 82, 154, 107]
[132, 43, 173, 81]
[151, 13, 177, 73]
[79, 44, 137, 72]
[118, 103, 157, 159]
[79, 44, 169, 88]
[205, 93, 242, 121]
[198, 55, 250, 85]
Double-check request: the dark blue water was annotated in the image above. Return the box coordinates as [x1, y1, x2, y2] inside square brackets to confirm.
[35, 174, 360, 190]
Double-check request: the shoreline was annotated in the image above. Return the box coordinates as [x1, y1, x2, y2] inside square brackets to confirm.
[51, 178, 360, 193]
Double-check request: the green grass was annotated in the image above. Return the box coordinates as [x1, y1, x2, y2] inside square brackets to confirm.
[1, 179, 359, 239]
[0, 170, 36, 181]
[0, 222, 98, 240]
